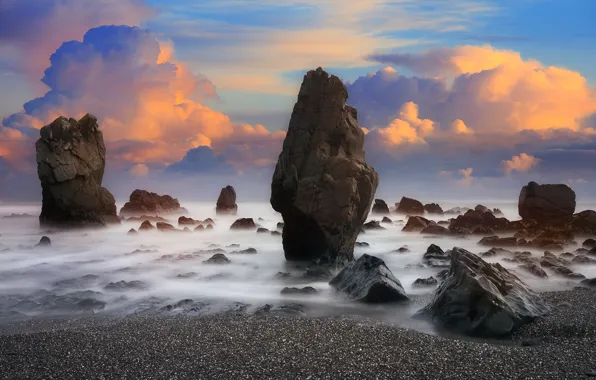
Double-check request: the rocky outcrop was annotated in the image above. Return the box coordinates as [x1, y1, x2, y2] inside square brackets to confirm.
[35, 114, 119, 227]
[419, 247, 550, 337]
[518, 181, 576, 224]
[120, 190, 187, 217]
[329, 254, 409, 303]
[402, 216, 431, 232]
[396, 197, 424, 215]
[449, 209, 510, 234]
[422, 244, 450, 268]
[270, 67, 378, 262]
[424, 203, 443, 215]
[371, 199, 390, 214]
[216, 185, 238, 215]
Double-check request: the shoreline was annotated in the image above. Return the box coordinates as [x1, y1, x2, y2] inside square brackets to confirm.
[1, 287, 595, 379]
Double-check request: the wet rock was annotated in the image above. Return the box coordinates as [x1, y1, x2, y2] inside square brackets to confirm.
[76, 298, 106, 311]
[176, 272, 197, 279]
[274, 272, 291, 279]
[420, 224, 449, 235]
[423, 244, 451, 268]
[436, 269, 449, 280]
[381, 216, 392, 223]
[355, 242, 370, 247]
[581, 278, 596, 287]
[276, 222, 284, 230]
[518, 263, 548, 278]
[394, 246, 409, 253]
[126, 215, 168, 223]
[120, 189, 187, 217]
[304, 263, 333, 281]
[216, 185, 238, 215]
[419, 247, 550, 337]
[203, 253, 231, 264]
[371, 199, 390, 214]
[206, 224, 214, 230]
[396, 196, 424, 215]
[402, 216, 431, 232]
[230, 218, 256, 230]
[518, 181, 576, 224]
[571, 210, 596, 235]
[231, 248, 257, 254]
[571, 255, 596, 265]
[36, 114, 119, 227]
[550, 266, 585, 279]
[271, 231, 281, 236]
[270, 68, 378, 263]
[329, 254, 409, 303]
[583, 238, 596, 249]
[194, 224, 205, 231]
[35, 236, 51, 247]
[478, 236, 518, 247]
[472, 225, 495, 235]
[53, 274, 100, 289]
[3, 213, 34, 218]
[104, 280, 147, 291]
[474, 205, 490, 213]
[424, 203, 443, 215]
[156, 222, 176, 232]
[255, 303, 306, 316]
[413, 277, 438, 287]
[127, 228, 138, 235]
[256, 227, 270, 234]
[280, 286, 318, 295]
[560, 252, 575, 259]
[363, 221, 385, 230]
[178, 216, 199, 226]
[160, 299, 207, 315]
[139, 220, 155, 231]
[445, 207, 470, 215]
[450, 209, 511, 234]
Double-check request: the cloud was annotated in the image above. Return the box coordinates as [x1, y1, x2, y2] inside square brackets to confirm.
[502, 153, 540, 174]
[129, 163, 149, 177]
[166, 146, 235, 175]
[457, 168, 474, 187]
[0, 0, 153, 81]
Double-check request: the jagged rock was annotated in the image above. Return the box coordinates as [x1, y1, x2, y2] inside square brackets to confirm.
[156, 222, 176, 232]
[178, 216, 199, 226]
[255, 303, 306, 316]
[138, 220, 154, 231]
[396, 197, 424, 215]
[120, 189, 187, 217]
[35, 236, 51, 247]
[419, 247, 550, 337]
[203, 218, 215, 225]
[445, 207, 470, 215]
[475, 204, 490, 213]
[329, 254, 408, 303]
[36, 114, 119, 227]
[127, 228, 138, 235]
[478, 236, 518, 247]
[256, 227, 270, 234]
[203, 253, 231, 264]
[449, 209, 510, 234]
[270, 68, 378, 262]
[413, 277, 438, 287]
[550, 266, 585, 279]
[571, 255, 596, 265]
[230, 218, 256, 230]
[381, 216, 392, 223]
[422, 244, 451, 268]
[371, 199, 390, 214]
[571, 210, 596, 235]
[582, 238, 596, 249]
[280, 287, 318, 295]
[216, 185, 238, 215]
[363, 220, 385, 230]
[104, 280, 147, 291]
[472, 225, 495, 235]
[518, 263, 548, 278]
[420, 224, 449, 235]
[424, 203, 443, 215]
[493, 208, 504, 216]
[518, 181, 576, 224]
[402, 216, 431, 232]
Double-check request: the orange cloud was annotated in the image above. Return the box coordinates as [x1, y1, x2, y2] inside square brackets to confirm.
[502, 153, 541, 174]
[370, 102, 434, 149]
[129, 163, 149, 176]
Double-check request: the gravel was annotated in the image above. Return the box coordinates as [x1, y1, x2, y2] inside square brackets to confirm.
[0, 288, 595, 380]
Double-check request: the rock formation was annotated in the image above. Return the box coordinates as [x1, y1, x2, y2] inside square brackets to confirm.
[371, 199, 390, 214]
[216, 185, 238, 215]
[35, 114, 119, 227]
[329, 254, 409, 303]
[120, 190, 187, 217]
[396, 196, 424, 215]
[230, 218, 256, 230]
[518, 181, 576, 224]
[270, 67, 379, 262]
[419, 247, 550, 337]
[424, 203, 443, 215]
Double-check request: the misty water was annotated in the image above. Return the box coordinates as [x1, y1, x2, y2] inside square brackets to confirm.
[1, 200, 595, 333]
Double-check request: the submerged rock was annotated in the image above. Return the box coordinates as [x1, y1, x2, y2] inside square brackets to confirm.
[478, 236, 518, 247]
[156, 222, 176, 232]
[120, 189, 187, 217]
[381, 216, 392, 224]
[280, 287, 318, 295]
[424, 203, 444, 215]
[413, 277, 438, 287]
[230, 218, 256, 230]
[178, 216, 199, 226]
[371, 199, 390, 214]
[35, 236, 51, 247]
[36, 114, 119, 227]
[362, 221, 385, 230]
[127, 228, 138, 235]
[422, 244, 451, 268]
[396, 196, 424, 215]
[139, 220, 154, 230]
[256, 227, 270, 234]
[216, 185, 238, 215]
[270, 67, 378, 262]
[329, 254, 409, 303]
[518, 263, 548, 278]
[104, 280, 147, 291]
[402, 216, 431, 232]
[203, 253, 231, 264]
[419, 247, 550, 337]
[518, 181, 576, 224]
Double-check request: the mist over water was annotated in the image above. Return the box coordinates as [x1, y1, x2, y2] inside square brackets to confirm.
[1, 200, 595, 332]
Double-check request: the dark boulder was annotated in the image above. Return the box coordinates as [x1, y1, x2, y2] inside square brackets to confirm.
[424, 203, 443, 215]
[329, 254, 408, 303]
[474, 204, 490, 213]
[36, 114, 119, 227]
[381, 216, 392, 223]
[178, 216, 198, 226]
[194, 224, 205, 231]
[422, 244, 451, 268]
[156, 222, 176, 232]
[518, 263, 548, 278]
[449, 209, 510, 234]
[419, 247, 550, 337]
[363, 220, 385, 230]
[127, 228, 138, 235]
[270, 68, 378, 262]
[518, 181, 576, 224]
[256, 227, 270, 234]
[371, 199, 390, 214]
[420, 224, 449, 235]
[230, 218, 256, 230]
[402, 216, 431, 232]
[280, 287, 318, 295]
[413, 277, 438, 287]
[120, 189, 187, 217]
[216, 185, 238, 215]
[203, 253, 231, 264]
[396, 196, 424, 215]
[571, 210, 596, 235]
[36, 236, 51, 247]
[582, 238, 596, 249]
[478, 236, 518, 247]
[139, 220, 154, 231]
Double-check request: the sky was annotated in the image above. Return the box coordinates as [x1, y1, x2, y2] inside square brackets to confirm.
[0, 0, 595, 202]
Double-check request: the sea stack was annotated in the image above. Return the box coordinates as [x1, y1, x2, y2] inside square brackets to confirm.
[518, 181, 576, 224]
[35, 114, 119, 227]
[270, 67, 379, 262]
[216, 185, 238, 215]
[120, 190, 187, 217]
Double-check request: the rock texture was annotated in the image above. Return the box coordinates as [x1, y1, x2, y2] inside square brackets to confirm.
[270, 67, 378, 262]
[36, 114, 119, 227]
[371, 199, 390, 214]
[120, 190, 187, 217]
[329, 254, 409, 303]
[518, 181, 576, 224]
[396, 197, 424, 215]
[420, 247, 550, 337]
[424, 203, 443, 215]
[216, 185, 238, 215]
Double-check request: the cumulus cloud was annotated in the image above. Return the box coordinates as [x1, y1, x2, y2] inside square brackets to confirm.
[0, 0, 153, 81]
[502, 153, 541, 174]
[129, 163, 149, 177]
